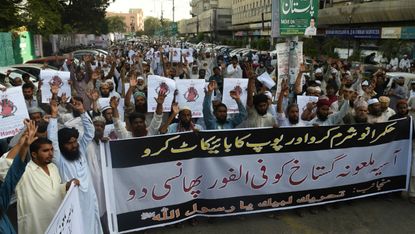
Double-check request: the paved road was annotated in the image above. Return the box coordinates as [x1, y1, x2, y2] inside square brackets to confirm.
[138, 194, 415, 234]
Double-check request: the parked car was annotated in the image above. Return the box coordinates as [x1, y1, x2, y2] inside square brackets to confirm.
[26, 56, 79, 69]
[11, 64, 58, 80]
[71, 49, 105, 60]
[386, 72, 415, 90]
[0, 66, 39, 86]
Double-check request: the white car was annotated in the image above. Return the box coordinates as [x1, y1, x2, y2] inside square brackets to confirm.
[386, 72, 415, 90]
[0, 67, 39, 87]
[11, 64, 57, 80]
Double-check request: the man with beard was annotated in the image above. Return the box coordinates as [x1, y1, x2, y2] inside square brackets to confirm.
[86, 116, 108, 231]
[47, 98, 103, 234]
[343, 100, 369, 124]
[102, 79, 121, 99]
[69, 55, 94, 111]
[161, 105, 204, 133]
[379, 96, 396, 120]
[225, 56, 243, 78]
[125, 75, 153, 125]
[99, 82, 111, 98]
[277, 83, 306, 127]
[245, 66, 277, 128]
[22, 83, 38, 108]
[309, 95, 350, 126]
[16, 120, 79, 234]
[389, 99, 409, 120]
[367, 98, 387, 123]
[388, 77, 408, 111]
[209, 67, 224, 93]
[114, 89, 166, 138]
[203, 81, 247, 130]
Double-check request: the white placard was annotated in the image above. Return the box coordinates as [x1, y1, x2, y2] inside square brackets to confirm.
[40, 70, 71, 103]
[257, 72, 276, 89]
[222, 78, 248, 113]
[147, 75, 176, 112]
[171, 48, 181, 63]
[45, 184, 84, 234]
[297, 95, 319, 117]
[175, 79, 206, 118]
[182, 49, 194, 63]
[0, 87, 29, 139]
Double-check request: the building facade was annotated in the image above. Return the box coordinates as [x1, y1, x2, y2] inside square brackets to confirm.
[106, 8, 144, 33]
[178, 0, 232, 40]
[318, 0, 415, 40]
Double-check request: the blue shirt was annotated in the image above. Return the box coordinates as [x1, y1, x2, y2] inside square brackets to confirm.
[0, 155, 27, 234]
[203, 93, 247, 130]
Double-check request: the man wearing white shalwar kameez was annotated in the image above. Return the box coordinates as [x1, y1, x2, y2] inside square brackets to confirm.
[16, 138, 68, 234]
[48, 99, 103, 234]
[86, 116, 107, 231]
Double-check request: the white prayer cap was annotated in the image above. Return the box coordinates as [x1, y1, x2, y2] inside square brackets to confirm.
[180, 106, 191, 112]
[264, 91, 272, 99]
[93, 116, 106, 123]
[137, 76, 144, 81]
[367, 98, 379, 105]
[105, 79, 114, 85]
[100, 105, 111, 113]
[345, 71, 351, 76]
[315, 68, 323, 73]
[361, 80, 369, 86]
[354, 100, 368, 109]
[314, 80, 322, 86]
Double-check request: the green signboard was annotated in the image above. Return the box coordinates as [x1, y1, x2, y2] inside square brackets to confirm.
[171, 22, 178, 35]
[401, 27, 415, 39]
[272, 0, 319, 37]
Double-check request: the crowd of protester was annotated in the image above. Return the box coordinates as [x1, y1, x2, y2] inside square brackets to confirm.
[0, 39, 414, 233]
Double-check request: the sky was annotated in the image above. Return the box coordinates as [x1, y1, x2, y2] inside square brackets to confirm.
[107, 0, 192, 21]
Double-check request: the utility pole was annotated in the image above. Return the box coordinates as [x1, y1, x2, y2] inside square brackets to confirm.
[172, 0, 175, 23]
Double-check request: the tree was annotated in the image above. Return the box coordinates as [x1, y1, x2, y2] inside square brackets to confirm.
[23, 0, 62, 35]
[144, 16, 161, 36]
[0, 0, 24, 31]
[107, 16, 126, 33]
[59, 0, 112, 34]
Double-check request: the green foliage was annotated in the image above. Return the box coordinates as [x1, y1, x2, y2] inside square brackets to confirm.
[107, 16, 127, 33]
[59, 0, 111, 34]
[252, 38, 270, 50]
[0, 0, 24, 31]
[322, 38, 341, 58]
[23, 0, 62, 35]
[379, 39, 412, 59]
[196, 33, 205, 43]
[303, 37, 319, 57]
[144, 17, 162, 36]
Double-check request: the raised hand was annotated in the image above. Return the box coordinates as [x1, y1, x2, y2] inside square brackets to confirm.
[71, 98, 85, 114]
[60, 93, 68, 103]
[207, 80, 217, 94]
[110, 96, 119, 109]
[230, 90, 240, 101]
[50, 83, 60, 96]
[154, 89, 167, 105]
[281, 79, 289, 93]
[91, 71, 100, 80]
[24, 119, 38, 146]
[171, 102, 180, 115]
[130, 76, 138, 87]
